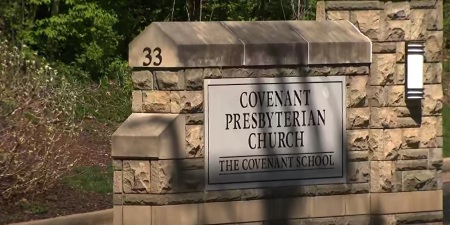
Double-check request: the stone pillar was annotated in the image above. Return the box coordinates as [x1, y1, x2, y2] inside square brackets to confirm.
[320, 0, 444, 224]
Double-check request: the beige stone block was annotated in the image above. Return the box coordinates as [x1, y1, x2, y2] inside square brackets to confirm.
[370, 54, 396, 85]
[170, 91, 203, 113]
[397, 117, 421, 128]
[384, 1, 410, 20]
[155, 70, 185, 90]
[433, 0, 444, 30]
[341, 215, 371, 225]
[122, 193, 166, 205]
[399, 148, 428, 160]
[199, 201, 238, 224]
[373, 42, 397, 54]
[348, 150, 369, 162]
[123, 160, 150, 193]
[153, 204, 198, 225]
[142, 91, 170, 113]
[409, 9, 428, 40]
[386, 86, 405, 107]
[113, 160, 123, 171]
[395, 160, 428, 171]
[113, 206, 123, 225]
[112, 113, 186, 159]
[368, 129, 383, 156]
[429, 148, 443, 170]
[410, 0, 438, 9]
[327, 11, 350, 20]
[370, 215, 397, 225]
[395, 63, 405, 84]
[424, 63, 442, 84]
[383, 129, 402, 159]
[402, 170, 437, 191]
[425, 31, 444, 62]
[132, 70, 153, 90]
[271, 197, 310, 220]
[396, 42, 405, 62]
[369, 108, 390, 128]
[316, 184, 349, 196]
[186, 125, 204, 158]
[402, 128, 420, 148]
[237, 200, 269, 222]
[186, 113, 203, 125]
[371, 192, 412, 214]
[114, 171, 123, 194]
[347, 162, 370, 183]
[423, 84, 443, 115]
[347, 108, 369, 129]
[420, 116, 442, 148]
[346, 76, 368, 107]
[345, 194, 370, 215]
[123, 206, 151, 225]
[382, 20, 409, 41]
[203, 68, 222, 78]
[370, 161, 395, 192]
[316, 1, 326, 21]
[350, 11, 380, 40]
[347, 130, 369, 151]
[113, 194, 123, 205]
[185, 69, 204, 90]
[311, 195, 345, 217]
[131, 90, 143, 113]
[410, 190, 443, 212]
[151, 159, 204, 193]
[396, 211, 443, 224]
[370, 129, 402, 160]
[429, 116, 444, 137]
[368, 86, 386, 107]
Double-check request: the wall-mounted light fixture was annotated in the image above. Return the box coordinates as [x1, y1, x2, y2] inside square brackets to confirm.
[405, 41, 425, 100]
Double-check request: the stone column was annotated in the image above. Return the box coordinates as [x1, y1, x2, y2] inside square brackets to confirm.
[320, 0, 444, 224]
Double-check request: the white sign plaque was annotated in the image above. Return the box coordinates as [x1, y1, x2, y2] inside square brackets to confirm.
[204, 76, 346, 191]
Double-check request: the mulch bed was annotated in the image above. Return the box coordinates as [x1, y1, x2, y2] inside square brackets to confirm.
[0, 121, 116, 225]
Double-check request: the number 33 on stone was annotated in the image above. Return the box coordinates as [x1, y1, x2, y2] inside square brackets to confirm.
[142, 47, 162, 66]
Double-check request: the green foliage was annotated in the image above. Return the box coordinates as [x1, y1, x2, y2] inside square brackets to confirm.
[63, 165, 113, 194]
[30, 1, 123, 81]
[444, 105, 450, 157]
[23, 203, 50, 215]
[1, 0, 317, 81]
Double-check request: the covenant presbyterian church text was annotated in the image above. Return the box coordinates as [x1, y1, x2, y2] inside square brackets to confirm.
[225, 89, 326, 150]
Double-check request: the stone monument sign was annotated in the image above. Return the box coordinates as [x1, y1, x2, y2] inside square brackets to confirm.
[112, 1, 444, 224]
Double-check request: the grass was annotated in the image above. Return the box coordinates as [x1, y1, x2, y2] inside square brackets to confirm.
[62, 165, 113, 194]
[23, 203, 50, 215]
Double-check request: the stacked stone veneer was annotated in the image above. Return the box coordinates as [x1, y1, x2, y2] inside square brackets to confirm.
[319, 0, 444, 223]
[112, 1, 443, 225]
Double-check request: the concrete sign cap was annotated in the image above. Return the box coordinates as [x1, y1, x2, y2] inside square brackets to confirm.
[128, 20, 372, 68]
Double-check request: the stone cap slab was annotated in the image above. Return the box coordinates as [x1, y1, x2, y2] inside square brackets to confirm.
[112, 113, 185, 159]
[129, 20, 372, 68]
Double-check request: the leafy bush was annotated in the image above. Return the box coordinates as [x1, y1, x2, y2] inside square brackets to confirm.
[0, 39, 82, 200]
[0, 37, 131, 201]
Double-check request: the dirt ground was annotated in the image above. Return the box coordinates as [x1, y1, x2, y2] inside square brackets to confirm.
[0, 121, 115, 225]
